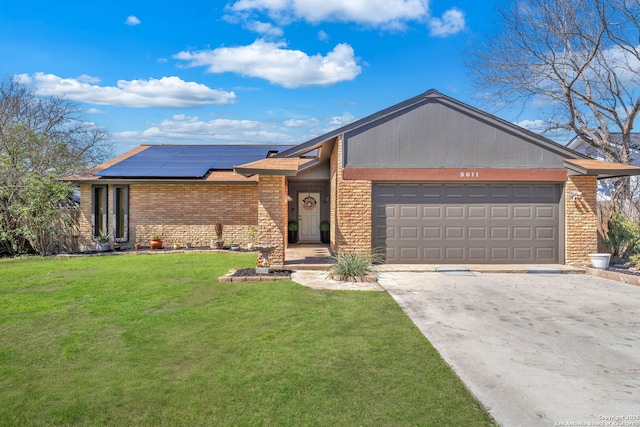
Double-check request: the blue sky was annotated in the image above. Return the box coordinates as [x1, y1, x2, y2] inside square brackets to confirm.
[0, 0, 557, 156]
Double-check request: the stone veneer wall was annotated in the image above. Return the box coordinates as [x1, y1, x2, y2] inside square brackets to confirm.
[78, 183, 258, 249]
[332, 136, 372, 253]
[257, 175, 287, 266]
[565, 175, 598, 264]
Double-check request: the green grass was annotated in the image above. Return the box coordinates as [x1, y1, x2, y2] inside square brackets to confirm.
[0, 253, 495, 426]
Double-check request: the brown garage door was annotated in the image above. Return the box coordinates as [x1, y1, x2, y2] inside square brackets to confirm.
[372, 183, 562, 264]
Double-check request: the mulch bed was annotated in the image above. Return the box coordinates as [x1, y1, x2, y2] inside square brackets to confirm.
[232, 268, 292, 277]
[219, 268, 292, 283]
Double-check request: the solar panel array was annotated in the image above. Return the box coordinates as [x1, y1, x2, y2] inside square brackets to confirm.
[96, 145, 294, 178]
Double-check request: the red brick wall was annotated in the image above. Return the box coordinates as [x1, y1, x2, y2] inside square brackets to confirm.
[565, 175, 598, 264]
[78, 183, 258, 249]
[258, 175, 287, 266]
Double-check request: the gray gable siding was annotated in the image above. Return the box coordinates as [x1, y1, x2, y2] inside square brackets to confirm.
[344, 100, 568, 169]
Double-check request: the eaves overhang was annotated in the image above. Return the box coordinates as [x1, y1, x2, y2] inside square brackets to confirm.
[564, 159, 640, 179]
[234, 158, 316, 177]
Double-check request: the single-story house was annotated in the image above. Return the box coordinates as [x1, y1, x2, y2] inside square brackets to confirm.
[63, 90, 640, 265]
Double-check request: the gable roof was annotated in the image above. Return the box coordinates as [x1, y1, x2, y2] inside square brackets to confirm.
[276, 89, 587, 161]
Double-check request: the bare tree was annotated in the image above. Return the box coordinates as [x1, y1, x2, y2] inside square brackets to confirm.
[0, 77, 111, 255]
[468, 0, 640, 213]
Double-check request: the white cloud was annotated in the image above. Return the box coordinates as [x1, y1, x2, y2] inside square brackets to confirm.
[227, 0, 427, 28]
[174, 39, 361, 88]
[125, 15, 141, 26]
[428, 8, 465, 37]
[283, 117, 320, 128]
[516, 119, 546, 133]
[77, 74, 101, 84]
[329, 112, 355, 126]
[318, 30, 329, 41]
[19, 73, 236, 108]
[112, 114, 299, 145]
[245, 20, 284, 36]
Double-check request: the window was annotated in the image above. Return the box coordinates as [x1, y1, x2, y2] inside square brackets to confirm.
[114, 186, 129, 242]
[92, 185, 108, 239]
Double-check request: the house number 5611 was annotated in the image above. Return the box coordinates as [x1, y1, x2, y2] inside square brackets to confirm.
[460, 171, 479, 178]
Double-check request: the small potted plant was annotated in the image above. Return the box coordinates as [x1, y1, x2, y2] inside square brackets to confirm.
[134, 242, 141, 250]
[319, 221, 330, 244]
[214, 220, 224, 248]
[149, 235, 163, 250]
[247, 226, 258, 250]
[185, 242, 192, 249]
[173, 242, 180, 250]
[288, 221, 299, 243]
[96, 231, 111, 252]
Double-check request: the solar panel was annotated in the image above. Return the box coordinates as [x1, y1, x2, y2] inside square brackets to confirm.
[96, 145, 295, 178]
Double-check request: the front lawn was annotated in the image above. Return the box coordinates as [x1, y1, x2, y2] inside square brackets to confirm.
[0, 253, 495, 426]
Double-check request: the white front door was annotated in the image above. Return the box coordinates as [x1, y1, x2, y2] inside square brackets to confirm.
[298, 192, 320, 242]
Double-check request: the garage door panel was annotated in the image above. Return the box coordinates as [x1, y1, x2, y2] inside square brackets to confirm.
[513, 206, 532, 219]
[468, 247, 487, 260]
[423, 227, 441, 239]
[400, 227, 419, 239]
[445, 206, 464, 218]
[513, 186, 533, 198]
[490, 186, 510, 198]
[535, 206, 555, 218]
[423, 247, 442, 259]
[445, 247, 464, 259]
[423, 206, 442, 218]
[423, 185, 442, 198]
[374, 226, 389, 239]
[375, 205, 394, 220]
[372, 183, 560, 264]
[400, 206, 419, 218]
[468, 227, 487, 239]
[445, 185, 464, 198]
[491, 247, 510, 260]
[491, 227, 509, 239]
[490, 206, 509, 218]
[468, 206, 487, 219]
[536, 247, 555, 261]
[445, 227, 464, 239]
[400, 247, 419, 261]
[469, 186, 488, 197]
[513, 227, 532, 239]
[513, 247, 533, 260]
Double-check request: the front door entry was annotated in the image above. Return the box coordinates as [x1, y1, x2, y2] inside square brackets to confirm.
[298, 192, 320, 242]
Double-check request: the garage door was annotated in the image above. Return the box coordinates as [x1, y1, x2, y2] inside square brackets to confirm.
[372, 183, 562, 264]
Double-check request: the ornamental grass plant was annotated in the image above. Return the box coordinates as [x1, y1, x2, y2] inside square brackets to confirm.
[328, 250, 383, 281]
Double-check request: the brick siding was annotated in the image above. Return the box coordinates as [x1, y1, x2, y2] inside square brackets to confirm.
[332, 136, 372, 254]
[78, 183, 258, 249]
[565, 175, 598, 264]
[257, 175, 287, 266]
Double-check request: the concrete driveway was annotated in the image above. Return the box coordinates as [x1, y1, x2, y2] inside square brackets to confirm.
[379, 272, 640, 427]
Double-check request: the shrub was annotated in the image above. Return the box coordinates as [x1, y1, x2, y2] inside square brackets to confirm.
[604, 212, 639, 258]
[328, 251, 383, 281]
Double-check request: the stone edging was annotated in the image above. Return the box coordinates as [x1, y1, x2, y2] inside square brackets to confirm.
[585, 267, 640, 287]
[218, 269, 292, 283]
